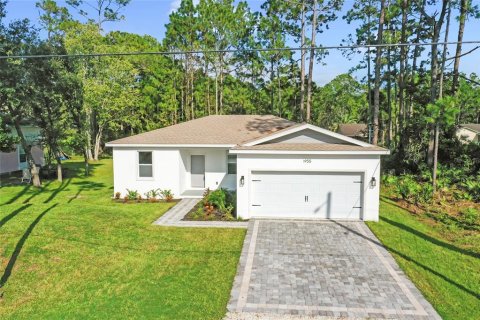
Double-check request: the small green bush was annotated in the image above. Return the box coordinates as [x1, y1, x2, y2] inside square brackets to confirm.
[396, 175, 421, 202]
[126, 189, 139, 200]
[460, 207, 479, 226]
[206, 189, 227, 211]
[461, 177, 480, 201]
[144, 188, 161, 200]
[160, 189, 174, 202]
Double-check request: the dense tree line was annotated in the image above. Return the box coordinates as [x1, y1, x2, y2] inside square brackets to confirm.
[0, 0, 479, 190]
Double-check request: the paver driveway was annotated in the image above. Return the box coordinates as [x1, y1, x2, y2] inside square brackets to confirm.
[227, 220, 441, 319]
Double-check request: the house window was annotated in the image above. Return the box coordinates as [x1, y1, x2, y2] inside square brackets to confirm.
[138, 151, 153, 178]
[227, 154, 237, 174]
[19, 147, 27, 163]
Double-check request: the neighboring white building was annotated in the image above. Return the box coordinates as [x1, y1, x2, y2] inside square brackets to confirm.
[0, 124, 44, 174]
[106, 115, 389, 221]
[456, 124, 480, 143]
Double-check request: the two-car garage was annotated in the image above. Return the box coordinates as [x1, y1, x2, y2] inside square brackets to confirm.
[250, 171, 364, 220]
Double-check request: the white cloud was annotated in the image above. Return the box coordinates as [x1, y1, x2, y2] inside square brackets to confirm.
[169, 0, 200, 14]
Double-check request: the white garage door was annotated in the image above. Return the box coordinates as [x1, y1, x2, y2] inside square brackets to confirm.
[250, 171, 363, 219]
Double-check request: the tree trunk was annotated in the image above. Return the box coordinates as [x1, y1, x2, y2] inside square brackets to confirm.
[452, 0, 468, 94]
[305, 0, 318, 123]
[215, 69, 219, 115]
[93, 126, 103, 161]
[83, 150, 90, 176]
[433, 3, 451, 193]
[372, 0, 386, 145]
[299, 0, 306, 121]
[57, 158, 63, 182]
[398, 0, 408, 136]
[427, 0, 448, 166]
[387, 39, 392, 148]
[10, 114, 41, 187]
[432, 122, 440, 193]
[270, 59, 275, 113]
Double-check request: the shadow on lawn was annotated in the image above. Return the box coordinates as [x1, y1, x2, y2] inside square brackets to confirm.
[381, 216, 480, 259]
[333, 221, 480, 300]
[0, 204, 32, 229]
[43, 178, 72, 203]
[3, 185, 32, 205]
[21, 180, 54, 204]
[0, 203, 58, 297]
[67, 181, 105, 203]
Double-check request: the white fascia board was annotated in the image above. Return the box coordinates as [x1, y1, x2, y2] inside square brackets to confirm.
[105, 143, 236, 148]
[229, 149, 391, 155]
[242, 123, 372, 147]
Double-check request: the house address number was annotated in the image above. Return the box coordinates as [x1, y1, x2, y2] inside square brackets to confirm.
[303, 159, 312, 163]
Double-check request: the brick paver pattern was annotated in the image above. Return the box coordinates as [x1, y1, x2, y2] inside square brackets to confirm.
[227, 220, 441, 319]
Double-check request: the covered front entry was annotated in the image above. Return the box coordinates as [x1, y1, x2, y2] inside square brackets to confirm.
[190, 155, 205, 188]
[250, 171, 363, 219]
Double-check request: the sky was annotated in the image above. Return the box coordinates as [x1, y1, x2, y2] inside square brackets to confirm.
[4, 0, 480, 85]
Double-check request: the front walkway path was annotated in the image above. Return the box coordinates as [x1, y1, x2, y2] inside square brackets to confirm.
[226, 219, 441, 320]
[153, 198, 248, 228]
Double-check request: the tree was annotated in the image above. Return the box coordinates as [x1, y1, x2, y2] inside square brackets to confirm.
[371, 0, 386, 145]
[305, 0, 343, 122]
[313, 74, 367, 130]
[66, 0, 130, 30]
[425, 96, 459, 192]
[0, 118, 18, 152]
[0, 3, 42, 186]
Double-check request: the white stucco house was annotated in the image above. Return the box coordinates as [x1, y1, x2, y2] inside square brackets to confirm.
[106, 115, 390, 221]
[456, 123, 480, 143]
[0, 124, 44, 174]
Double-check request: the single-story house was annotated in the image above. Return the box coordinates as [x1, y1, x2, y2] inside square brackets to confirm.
[456, 123, 480, 143]
[106, 115, 389, 221]
[337, 123, 369, 141]
[0, 124, 44, 174]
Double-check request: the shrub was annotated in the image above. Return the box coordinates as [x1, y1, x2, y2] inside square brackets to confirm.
[144, 188, 161, 200]
[382, 174, 398, 186]
[461, 177, 480, 201]
[126, 189, 139, 200]
[206, 189, 227, 210]
[396, 175, 421, 202]
[460, 207, 479, 226]
[160, 189, 174, 202]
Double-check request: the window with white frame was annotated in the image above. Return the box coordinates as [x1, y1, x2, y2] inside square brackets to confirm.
[227, 154, 237, 174]
[19, 147, 27, 163]
[138, 151, 153, 178]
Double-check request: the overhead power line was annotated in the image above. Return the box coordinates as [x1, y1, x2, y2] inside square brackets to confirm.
[1, 40, 480, 60]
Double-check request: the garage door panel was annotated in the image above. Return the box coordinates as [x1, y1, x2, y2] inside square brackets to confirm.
[251, 171, 362, 219]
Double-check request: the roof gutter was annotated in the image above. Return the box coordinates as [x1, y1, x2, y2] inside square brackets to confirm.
[105, 143, 236, 148]
[229, 149, 390, 155]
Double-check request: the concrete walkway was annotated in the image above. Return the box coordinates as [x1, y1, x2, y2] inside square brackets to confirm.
[227, 219, 441, 320]
[153, 198, 248, 228]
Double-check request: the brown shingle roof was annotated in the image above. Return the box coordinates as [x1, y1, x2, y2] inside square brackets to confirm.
[338, 123, 368, 137]
[232, 143, 388, 152]
[107, 115, 296, 145]
[460, 123, 480, 133]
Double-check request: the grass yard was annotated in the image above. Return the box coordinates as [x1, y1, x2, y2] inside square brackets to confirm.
[0, 158, 246, 319]
[368, 199, 480, 320]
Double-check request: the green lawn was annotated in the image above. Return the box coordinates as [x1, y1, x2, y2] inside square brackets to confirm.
[2, 159, 479, 320]
[368, 199, 480, 320]
[0, 159, 246, 319]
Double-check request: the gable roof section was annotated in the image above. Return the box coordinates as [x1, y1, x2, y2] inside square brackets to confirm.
[106, 115, 295, 147]
[242, 123, 372, 147]
[232, 143, 388, 152]
[460, 123, 480, 133]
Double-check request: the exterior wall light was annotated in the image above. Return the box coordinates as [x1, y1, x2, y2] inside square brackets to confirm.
[370, 177, 377, 188]
[240, 175, 245, 187]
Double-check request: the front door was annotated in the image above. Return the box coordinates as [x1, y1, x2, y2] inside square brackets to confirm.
[191, 155, 205, 188]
